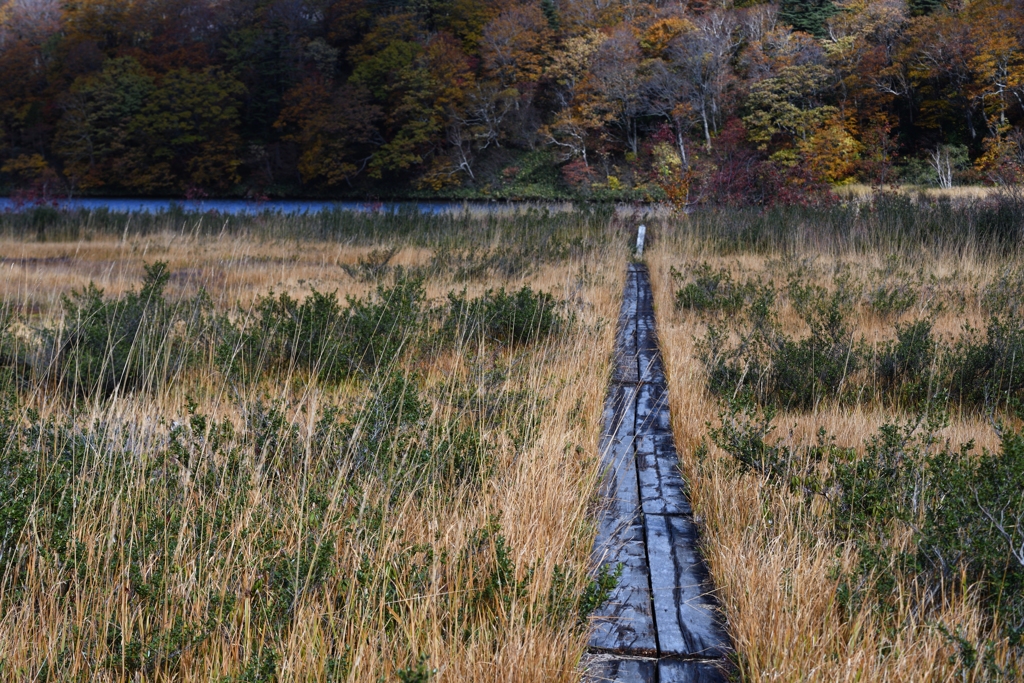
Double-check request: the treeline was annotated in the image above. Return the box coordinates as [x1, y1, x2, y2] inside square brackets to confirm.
[1, 0, 1023, 202]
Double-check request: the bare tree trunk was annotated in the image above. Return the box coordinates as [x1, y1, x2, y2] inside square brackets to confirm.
[447, 123, 475, 181]
[676, 128, 689, 169]
[701, 106, 712, 151]
[929, 145, 954, 189]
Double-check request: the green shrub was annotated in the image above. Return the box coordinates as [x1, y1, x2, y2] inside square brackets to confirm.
[702, 277, 857, 410]
[346, 274, 425, 372]
[830, 416, 1024, 653]
[982, 265, 1024, 318]
[830, 419, 936, 538]
[243, 398, 304, 472]
[225, 288, 348, 383]
[926, 428, 1024, 640]
[875, 319, 937, 408]
[340, 371, 492, 488]
[673, 263, 750, 314]
[0, 406, 88, 582]
[0, 395, 29, 575]
[947, 316, 1024, 412]
[224, 273, 426, 383]
[697, 267, 1024, 413]
[459, 518, 530, 622]
[0, 308, 28, 390]
[700, 283, 778, 400]
[710, 398, 837, 500]
[868, 282, 918, 318]
[103, 615, 212, 675]
[50, 261, 211, 395]
[771, 293, 858, 410]
[440, 286, 562, 347]
[235, 649, 278, 683]
[256, 537, 336, 627]
[395, 655, 436, 683]
[546, 562, 620, 628]
[345, 371, 424, 472]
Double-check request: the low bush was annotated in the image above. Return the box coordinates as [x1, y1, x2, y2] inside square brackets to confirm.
[982, 266, 1024, 318]
[0, 308, 27, 391]
[700, 275, 858, 410]
[947, 316, 1024, 412]
[6, 267, 563, 398]
[712, 401, 1024, 667]
[831, 417, 1024, 662]
[440, 286, 563, 347]
[868, 282, 918, 318]
[222, 274, 426, 383]
[926, 428, 1024, 646]
[48, 261, 212, 396]
[774, 281, 859, 410]
[0, 404, 90, 584]
[875, 319, 937, 408]
[709, 398, 835, 500]
[672, 263, 751, 315]
[696, 267, 1024, 414]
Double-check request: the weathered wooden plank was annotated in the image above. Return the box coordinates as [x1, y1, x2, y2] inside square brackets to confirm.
[581, 654, 657, 683]
[636, 381, 671, 433]
[638, 356, 663, 385]
[632, 264, 666, 387]
[644, 514, 731, 659]
[636, 434, 692, 516]
[635, 323, 662, 383]
[601, 382, 637, 441]
[589, 513, 658, 655]
[634, 266, 655, 313]
[590, 265, 655, 656]
[612, 354, 641, 386]
[612, 268, 640, 384]
[588, 260, 732, 678]
[657, 659, 731, 683]
[598, 434, 640, 517]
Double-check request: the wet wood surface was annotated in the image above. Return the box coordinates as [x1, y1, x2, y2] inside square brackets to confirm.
[585, 263, 731, 683]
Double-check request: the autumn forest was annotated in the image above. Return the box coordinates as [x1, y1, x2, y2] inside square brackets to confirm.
[1, 0, 1023, 202]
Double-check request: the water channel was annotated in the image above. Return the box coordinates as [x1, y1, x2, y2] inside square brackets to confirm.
[0, 197, 581, 215]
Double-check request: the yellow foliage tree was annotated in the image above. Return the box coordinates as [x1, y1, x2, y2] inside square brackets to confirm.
[797, 116, 863, 183]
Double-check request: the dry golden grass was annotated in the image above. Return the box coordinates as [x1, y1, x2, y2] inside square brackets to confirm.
[648, 233, 1019, 681]
[0, 235, 435, 310]
[0, 226, 628, 681]
[836, 183, 1015, 202]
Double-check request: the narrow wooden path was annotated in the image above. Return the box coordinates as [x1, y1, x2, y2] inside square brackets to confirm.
[583, 263, 731, 683]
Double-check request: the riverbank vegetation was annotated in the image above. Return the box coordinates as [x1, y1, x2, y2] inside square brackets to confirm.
[2, 0, 1024, 203]
[0, 209, 627, 681]
[649, 198, 1024, 680]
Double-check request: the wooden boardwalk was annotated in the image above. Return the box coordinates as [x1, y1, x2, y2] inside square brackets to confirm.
[583, 263, 731, 683]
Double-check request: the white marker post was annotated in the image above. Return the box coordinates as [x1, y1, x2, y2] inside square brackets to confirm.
[636, 224, 646, 256]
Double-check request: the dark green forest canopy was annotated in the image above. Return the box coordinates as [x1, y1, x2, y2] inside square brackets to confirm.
[1, 0, 1023, 202]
